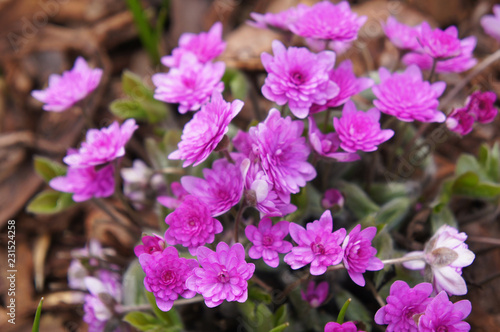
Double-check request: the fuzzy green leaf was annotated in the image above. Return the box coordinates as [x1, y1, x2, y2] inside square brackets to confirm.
[33, 156, 67, 182]
[26, 190, 74, 214]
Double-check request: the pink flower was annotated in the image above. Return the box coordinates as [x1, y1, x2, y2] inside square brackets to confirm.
[308, 117, 360, 161]
[418, 22, 461, 59]
[373, 65, 446, 123]
[324, 321, 362, 332]
[467, 91, 498, 123]
[49, 164, 114, 202]
[289, 1, 367, 43]
[32, 57, 102, 112]
[321, 188, 344, 210]
[402, 36, 477, 74]
[342, 225, 384, 286]
[403, 225, 475, 296]
[311, 59, 374, 113]
[139, 247, 198, 311]
[481, 5, 500, 42]
[248, 5, 308, 31]
[383, 17, 422, 51]
[121, 159, 166, 210]
[238, 109, 316, 202]
[301, 281, 329, 308]
[152, 53, 225, 114]
[261, 40, 339, 119]
[161, 22, 226, 67]
[63, 119, 138, 167]
[181, 158, 244, 217]
[418, 291, 471, 332]
[241, 159, 297, 218]
[446, 107, 475, 136]
[134, 233, 166, 257]
[168, 90, 243, 167]
[186, 242, 255, 308]
[284, 210, 346, 275]
[164, 195, 223, 255]
[157, 182, 189, 210]
[83, 274, 122, 331]
[374, 281, 433, 332]
[245, 217, 292, 268]
[333, 101, 394, 153]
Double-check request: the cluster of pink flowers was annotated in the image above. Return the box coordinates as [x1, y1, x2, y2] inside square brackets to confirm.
[446, 91, 498, 135]
[384, 17, 477, 74]
[153, 22, 226, 113]
[284, 210, 383, 283]
[50, 119, 137, 202]
[375, 281, 471, 331]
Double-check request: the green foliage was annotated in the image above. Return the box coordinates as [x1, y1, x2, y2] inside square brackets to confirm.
[26, 190, 74, 214]
[111, 71, 168, 124]
[336, 298, 351, 324]
[143, 291, 183, 331]
[124, 312, 166, 332]
[122, 259, 148, 306]
[238, 301, 290, 332]
[33, 156, 66, 182]
[222, 68, 249, 100]
[32, 298, 43, 332]
[333, 290, 372, 330]
[338, 182, 379, 219]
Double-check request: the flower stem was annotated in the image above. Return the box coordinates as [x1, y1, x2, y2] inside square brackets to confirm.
[323, 108, 332, 132]
[234, 201, 247, 243]
[428, 58, 438, 83]
[251, 275, 273, 292]
[381, 254, 425, 265]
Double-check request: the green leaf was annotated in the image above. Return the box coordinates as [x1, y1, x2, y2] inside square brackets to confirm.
[336, 298, 351, 324]
[26, 190, 74, 214]
[479, 143, 500, 182]
[334, 290, 372, 330]
[430, 205, 457, 234]
[222, 68, 249, 100]
[145, 290, 183, 330]
[32, 297, 43, 332]
[452, 171, 500, 198]
[372, 231, 394, 288]
[110, 99, 149, 121]
[248, 285, 272, 304]
[122, 259, 147, 306]
[33, 156, 66, 182]
[339, 182, 379, 219]
[273, 304, 288, 327]
[123, 311, 163, 331]
[269, 323, 289, 332]
[456, 154, 489, 181]
[368, 182, 418, 205]
[374, 197, 412, 230]
[122, 70, 154, 100]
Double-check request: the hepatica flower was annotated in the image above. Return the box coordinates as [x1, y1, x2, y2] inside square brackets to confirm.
[308, 117, 360, 162]
[322, 188, 344, 210]
[284, 210, 346, 275]
[32, 56, 102, 112]
[63, 119, 138, 167]
[289, 1, 367, 43]
[467, 91, 498, 123]
[181, 158, 244, 217]
[261, 40, 339, 119]
[418, 291, 471, 332]
[403, 225, 475, 296]
[242, 109, 316, 202]
[373, 65, 446, 123]
[301, 281, 329, 308]
[383, 17, 422, 51]
[374, 281, 433, 332]
[481, 5, 500, 42]
[157, 182, 189, 210]
[245, 217, 292, 268]
[186, 242, 255, 308]
[49, 164, 114, 202]
[248, 5, 308, 31]
[169, 90, 243, 167]
[342, 224, 384, 286]
[418, 22, 461, 60]
[139, 247, 198, 311]
[446, 107, 475, 136]
[134, 233, 166, 257]
[333, 101, 394, 153]
[164, 195, 223, 255]
[152, 53, 225, 114]
[311, 59, 374, 113]
[324, 321, 363, 332]
[161, 22, 226, 67]
[83, 274, 122, 331]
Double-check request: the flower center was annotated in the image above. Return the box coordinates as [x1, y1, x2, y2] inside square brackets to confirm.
[311, 242, 326, 255]
[291, 71, 305, 85]
[436, 327, 448, 332]
[262, 235, 273, 247]
[161, 270, 175, 285]
[217, 270, 230, 283]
